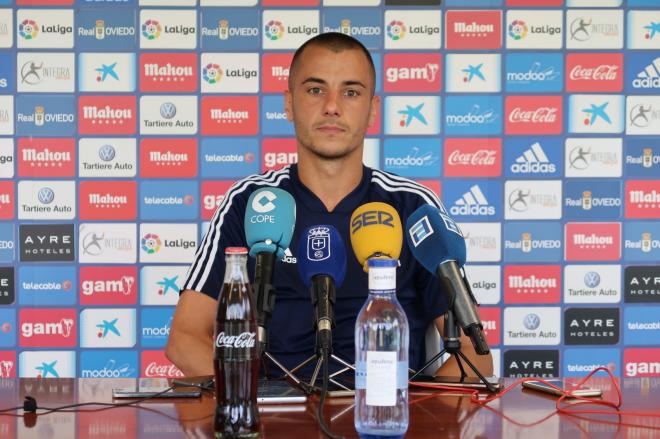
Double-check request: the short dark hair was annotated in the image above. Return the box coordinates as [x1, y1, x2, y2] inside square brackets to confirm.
[288, 32, 376, 94]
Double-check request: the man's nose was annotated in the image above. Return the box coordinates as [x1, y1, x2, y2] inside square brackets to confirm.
[322, 91, 341, 117]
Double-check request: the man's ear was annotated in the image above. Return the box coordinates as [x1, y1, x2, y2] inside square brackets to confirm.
[368, 94, 380, 127]
[284, 89, 294, 122]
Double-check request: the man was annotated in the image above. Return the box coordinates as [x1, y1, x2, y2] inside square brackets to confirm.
[166, 32, 493, 378]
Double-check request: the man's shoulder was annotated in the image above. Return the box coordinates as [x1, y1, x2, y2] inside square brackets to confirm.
[223, 166, 293, 206]
[367, 168, 446, 213]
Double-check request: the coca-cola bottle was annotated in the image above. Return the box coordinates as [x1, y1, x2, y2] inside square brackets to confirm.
[214, 247, 260, 438]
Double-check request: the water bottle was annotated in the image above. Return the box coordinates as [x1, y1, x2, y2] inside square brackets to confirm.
[355, 258, 409, 439]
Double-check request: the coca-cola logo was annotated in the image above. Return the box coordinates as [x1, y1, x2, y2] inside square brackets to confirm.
[447, 149, 497, 166]
[509, 107, 557, 123]
[144, 362, 184, 378]
[215, 331, 256, 349]
[570, 65, 618, 81]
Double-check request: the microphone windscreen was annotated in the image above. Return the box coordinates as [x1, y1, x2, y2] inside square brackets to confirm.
[244, 188, 296, 259]
[296, 225, 347, 288]
[405, 204, 466, 275]
[349, 202, 402, 272]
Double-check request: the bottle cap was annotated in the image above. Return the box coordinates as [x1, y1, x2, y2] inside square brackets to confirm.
[368, 258, 396, 290]
[225, 247, 248, 255]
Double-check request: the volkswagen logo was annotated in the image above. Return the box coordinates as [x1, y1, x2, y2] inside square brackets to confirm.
[523, 313, 541, 331]
[584, 271, 601, 288]
[160, 102, 177, 120]
[37, 187, 55, 205]
[99, 144, 116, 162]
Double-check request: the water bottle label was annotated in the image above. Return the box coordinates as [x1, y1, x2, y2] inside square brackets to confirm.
[356, 360, 408, 390]
[366, 351, 397, 406]
[368, 266, 396, 290]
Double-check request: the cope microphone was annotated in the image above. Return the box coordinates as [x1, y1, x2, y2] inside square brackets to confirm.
[405, 204, 489, 355]
[349, 202, 403, 272]
[244, 188, 296, 351]
[297, 225, 347, 353]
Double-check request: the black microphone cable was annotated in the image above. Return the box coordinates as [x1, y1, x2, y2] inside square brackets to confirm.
[316, 347, 345, 439]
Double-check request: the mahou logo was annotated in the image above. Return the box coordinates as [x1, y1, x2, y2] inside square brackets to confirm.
[444, 138, 501, 177]
[383, 53, 442, 93]
[18, 138, 75, 177]
[505, 96, 562, 135]
[201, 180, 234, 220]
[79, 181, 137, 220]
[78, 96, 136, 135]
[201, 96, 258, 135]
[80, 266, 137, 306]
[140, 138, 198, 178]
[565, 222, 621, 261]
[262, 138, 297, 172]
[626, 180, 660, 219]
[478, 307, 501, 346]
[0, 181, 14, 220]
[141, 350, 184, 378]
[139, 53, 198, 93]
[0, 352, 15, 378]
[566, 53, 623, 93]
[261, 53, 292, 93]
[19, 309, 76, 347]
[445, 10, 502, 50]
[504, 265, 561, 304]
[624, 348, 660, 378]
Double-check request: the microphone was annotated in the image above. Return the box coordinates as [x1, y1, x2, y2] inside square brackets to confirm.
[244, 187, 296, 351]
[349, 202, 403, 272]
[405, 204, 489, 355]
[296, 225, 347, 353]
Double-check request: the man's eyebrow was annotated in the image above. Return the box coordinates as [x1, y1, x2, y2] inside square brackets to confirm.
[300, 77, 367, 89]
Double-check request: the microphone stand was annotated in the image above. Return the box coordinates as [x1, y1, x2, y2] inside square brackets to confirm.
[409, 309, 498, 393]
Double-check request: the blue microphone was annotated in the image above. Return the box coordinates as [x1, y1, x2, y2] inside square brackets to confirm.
[244, 188, 296, 352]
[297, 225, 347, 353]
[405, 204, 489, 355]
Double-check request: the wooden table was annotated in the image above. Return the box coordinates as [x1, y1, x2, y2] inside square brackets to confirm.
[0, 378, 659, 438]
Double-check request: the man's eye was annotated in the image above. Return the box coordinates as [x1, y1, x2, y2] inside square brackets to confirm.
[345, 89, 360, 97]
[308, 87, 323, 95]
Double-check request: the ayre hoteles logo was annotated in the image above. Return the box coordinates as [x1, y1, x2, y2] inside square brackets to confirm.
[18, 138, 75, 178]
[262, 10, 320, 50]
[503, 306, 561, 346]
[139, 9, 197, 49]
[564, 265, 621, 304]
[139, 95, 198, 135]
[625, 180, 660, 219]
[503, 349, 559, 378]
[566, 53, 623, 93]
[565, 138, 622, 178]
[0, 266, 13, 305]
[383, 10, 442, 50]
[140, 138, 197, 178]
[78, 138, 136, 178]
[566, 9, 624, 50]
[564, 307, 620, 345]
[19, 308, 76, 347]
[565, 222, 621, 261]
[444, 10, 502, 50]
[17, 52, 75, 93]
[505, 10, 563, 50]
[504, 265, 561, 304]
[16, 9, 74, 49]
[625, 266, 660, 304]
[79, 266, 137, 306]
[139, 53, 197, 93]
[78, 223, 136, 264]
[383, 53, 441, 93]
[19, 223, 74, 262]
[80, 308, 136, 348]
[17, 180, 75, 220]
[201, 96, 258, 136]
[79, 181, 137, 221]
[78, 96, 136, 135]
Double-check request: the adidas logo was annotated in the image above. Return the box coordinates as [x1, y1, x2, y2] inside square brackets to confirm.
[281, 248, 297, 264]
[633, 57, 660, 89]
[510, 142, 557, 174]
[450, 185, 496, 216]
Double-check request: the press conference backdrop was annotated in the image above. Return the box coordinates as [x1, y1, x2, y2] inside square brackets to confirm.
[0, 0, 659, 381]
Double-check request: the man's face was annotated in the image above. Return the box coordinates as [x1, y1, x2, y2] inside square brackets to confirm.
[284, 45, 379, 161]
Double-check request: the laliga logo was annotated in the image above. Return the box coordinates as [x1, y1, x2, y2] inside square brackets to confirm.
[264, 20, 284, 41]
[142, 19, 162, 40]
[142, 233, 161, 254]
[203, 63, 223, 85]
[307, 226, 330, 261]
[387, 20, 406, 41]
[19, 19, 39, 40]
[508, 20, 528, 40]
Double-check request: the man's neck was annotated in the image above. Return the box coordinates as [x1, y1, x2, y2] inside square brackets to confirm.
[297, 151, 364, 212]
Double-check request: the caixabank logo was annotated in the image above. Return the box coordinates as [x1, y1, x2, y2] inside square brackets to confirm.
[140, 138, 198, 178]
[384, 10, 442, 50]
[444, 138, 501, 178]
[383, 138, 441, 178]
[80, 351, 137, 378]
[565, 137, 622, 178]
[505, 53, 563, 93]
[445, 95, 502, 136]
[140, 96, 198, 135]
[78, 52, 136, 93]
[19, 224, 74, 262]
[262, 10, 319, 50]
[445, 10, 502, 50]
[504, 137, 562, 179]
[16, 95, 76, 137]
[504, 265, 561, 304]
[78, 96, 136, 135]
[0, 266, 13, 305]
[625, 266, 660, 304]
[566, 9, 624, 50]
[565, 222, 621, 261]
[76, 9, 137, 51]
[460, 222, 501, 263]
[78, 223, 136, 264]
[17, 52, 75, 93]
[78, 138, 136, 178]
[624, 348, 660, 378]
[141, 307, 174, 348]
[625, 180, 660, 219]
[19, 308, 76, 348]
[17, 180, 76, 220]
[445, 180, 502, 220]
[566, 53, 623, 93]
[139, 9, 197, 49]
[627, 9, 660, 50]
[322, 8, 382, 49]
[200, 53, 259, 94]
[140, 53, 197, 93]
[201, 96, 258, 136]
[201, 137, 258, 178]
[140, 265, 186, 306]
[18, 138, 75, 178]
[80, 308, 137, 348]
[626, 54, 660, 94]
[624, 221, 660, 262]
[16, 9, 74, 49]
[624, 306, 660, 346]
[201, 180, 235, 220]
[18, 265, 76, 306]
[139, 180, 198, 220]
[564, 265, 621, 304]
[503, 349, 559, 378]
[0, 181, 14, 221]
[563, 180, 623, 220]
[446, 53, 501, 93]
[139, 223, 197, 263]
[505, 10, 563, 50]
[18, 350, 75, 378]
[568, 94, 624, 134]
[383, 53, 441, 93]
[385, 96, 440, 135]
[564, 307, 620, 345]
[503, 222, 562, 262]
[79, 266, 137, 306]
[200, 8, 260, 51]
[79, 181, 137, 221]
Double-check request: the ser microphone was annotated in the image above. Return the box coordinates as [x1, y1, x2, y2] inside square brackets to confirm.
[297, 225, 347, 353]
[244, 187, 296, 352]
[349, 202, 403, 272]
[405, 204, 489, 356]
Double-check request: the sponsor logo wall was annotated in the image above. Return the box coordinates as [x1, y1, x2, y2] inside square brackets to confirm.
[0, 1, 657, 379]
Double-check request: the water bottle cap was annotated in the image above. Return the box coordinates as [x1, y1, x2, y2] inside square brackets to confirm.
[225, 247, 248, 255]
[367, 258, 397, 268]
